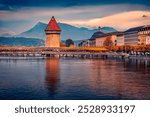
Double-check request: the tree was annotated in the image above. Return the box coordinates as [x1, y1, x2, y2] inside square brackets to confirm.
[65, 39, 74, 47]
[103, 36, 114, 47]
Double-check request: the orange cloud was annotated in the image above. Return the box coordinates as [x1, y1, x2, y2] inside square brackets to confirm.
[64, 11, 150, 30]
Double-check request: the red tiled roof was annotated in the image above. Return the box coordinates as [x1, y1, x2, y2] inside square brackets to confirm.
[45, 16, 61, 31]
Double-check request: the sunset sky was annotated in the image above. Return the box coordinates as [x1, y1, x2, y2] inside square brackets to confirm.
[0, 0, 150, 35]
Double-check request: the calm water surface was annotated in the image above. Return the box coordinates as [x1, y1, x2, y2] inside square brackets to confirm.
[0, 57, 150, 100]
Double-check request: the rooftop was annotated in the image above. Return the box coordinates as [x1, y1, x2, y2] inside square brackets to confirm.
[90, 31, 104, 39]
[125, 25, 150, 32]
[45, 16, 61, 31]
[91, 31, 120, 39]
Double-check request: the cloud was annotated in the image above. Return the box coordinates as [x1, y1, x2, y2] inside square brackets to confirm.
[0, 0, 149, 9]
[0, 4, 150, 33]
[0, 4, 149, 21]
[64, 11, 150, 30]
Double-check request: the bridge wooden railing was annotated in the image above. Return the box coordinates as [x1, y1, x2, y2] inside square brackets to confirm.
[0, 46, 107, 52]
[0, 46, 129, 59]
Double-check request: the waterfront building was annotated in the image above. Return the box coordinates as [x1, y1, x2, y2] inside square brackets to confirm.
[86, 27, 104, 47]
[138, 25, 150, 45]
[124, 26, 140, 45]
[95, 36, 106, 47]
[80, 39, 90, 47]
[74, 40, 84, 47]
[116, 32, 124, 46]
[146, 34, 150, 44]
[79, 31, 119, 47]
[89, 39, 96, 47]
[124, 25, 150, 45]
[79, 39, 96, 47]
[79, 25, 150, 47]
[95, 32, 119, 47]
[45, 16, 61, 47]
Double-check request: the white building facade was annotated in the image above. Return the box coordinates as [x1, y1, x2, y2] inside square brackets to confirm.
[125, 25, 150, 45]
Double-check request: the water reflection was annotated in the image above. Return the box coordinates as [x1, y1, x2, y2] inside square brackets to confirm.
[0, 57, 150, 99]
[124, 59, 150, 73]
[87, 59, 150, 99]
[87, 60, 125, 99]
[45, 58, 60, 96]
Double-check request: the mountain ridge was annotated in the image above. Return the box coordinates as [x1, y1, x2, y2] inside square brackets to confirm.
[17, 22, 117, 40]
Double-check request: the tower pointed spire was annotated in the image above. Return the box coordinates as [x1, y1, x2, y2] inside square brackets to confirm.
[45, 16, 61, 31]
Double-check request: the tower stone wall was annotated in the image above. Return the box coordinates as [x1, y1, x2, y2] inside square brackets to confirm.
[46, 34, 60, 47]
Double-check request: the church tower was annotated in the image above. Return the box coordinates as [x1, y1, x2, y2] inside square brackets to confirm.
[45, 16, 61, 47]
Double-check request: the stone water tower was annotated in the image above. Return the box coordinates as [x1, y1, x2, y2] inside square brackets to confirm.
[45, 16, 61, 47]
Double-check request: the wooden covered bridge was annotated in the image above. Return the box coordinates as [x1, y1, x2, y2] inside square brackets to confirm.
[0, 46, 128, 59]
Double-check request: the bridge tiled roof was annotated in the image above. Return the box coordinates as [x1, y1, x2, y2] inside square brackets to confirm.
[45, 16, 61, 31]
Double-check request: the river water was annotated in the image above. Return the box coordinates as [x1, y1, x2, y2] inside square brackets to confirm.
[0, 57, 150, 100]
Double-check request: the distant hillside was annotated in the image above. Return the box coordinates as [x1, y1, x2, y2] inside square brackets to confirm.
[18, 22, 46, 40]
[58, 23, 96, 40]
[0, 37, 44, 46]
[17, 22, 117, 40]
[100, 27, 117, 33]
